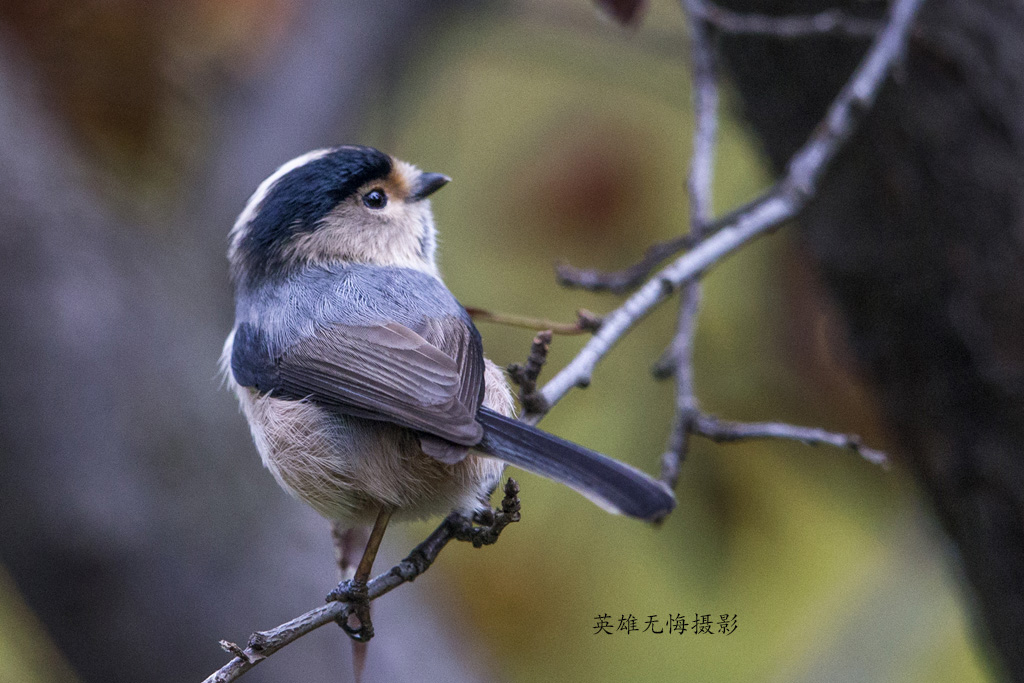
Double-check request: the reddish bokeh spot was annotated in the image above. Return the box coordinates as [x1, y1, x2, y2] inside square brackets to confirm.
[523, 121, 650, 244]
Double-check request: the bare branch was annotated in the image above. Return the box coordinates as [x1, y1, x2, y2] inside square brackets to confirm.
[530, 0, 925, 422]
[204, 480, 521, 682]
[507, 331, 554, 416]
[219, 640, 249, 661]
[684, 3, 719, 234]
[555, 234, 696, 294]
[658, 0, 720, 489]
[534, 192, 781, 416]
[466, 307, 602, 335]
[692, 415, 889, 465]
[691, 0, 883, 39]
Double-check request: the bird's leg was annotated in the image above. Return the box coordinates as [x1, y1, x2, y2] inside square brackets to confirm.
[327, 506, 393, 645]
[329, 521, 372, 675]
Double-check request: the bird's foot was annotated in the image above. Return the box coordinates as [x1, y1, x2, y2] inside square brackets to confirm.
[454, 478, 522, 548]
[328, 579, 374, 643]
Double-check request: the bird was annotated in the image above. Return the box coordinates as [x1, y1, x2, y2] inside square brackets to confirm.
[220, 145, 675, 650]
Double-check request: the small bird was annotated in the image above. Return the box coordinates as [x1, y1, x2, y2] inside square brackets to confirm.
[221, 145, 675, 645]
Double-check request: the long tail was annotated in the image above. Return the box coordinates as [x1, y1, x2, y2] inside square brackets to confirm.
[476, 408, 675, 521]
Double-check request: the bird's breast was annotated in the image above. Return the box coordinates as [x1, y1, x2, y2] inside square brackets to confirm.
[221, 332, 511, 524]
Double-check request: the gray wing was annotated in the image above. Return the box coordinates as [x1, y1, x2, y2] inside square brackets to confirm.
[231, 314, 486, 450]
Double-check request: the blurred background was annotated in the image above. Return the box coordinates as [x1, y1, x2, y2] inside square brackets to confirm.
[0, 0, 1001, 681]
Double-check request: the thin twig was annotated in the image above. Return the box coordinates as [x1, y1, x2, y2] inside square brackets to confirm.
[563, 0, 887, 299]
[529, 0, 925, 423]
[204, 480, 521, 683]
[684, 4, 718, 233]
[555, 234, 696, 294]
[692, 414, 888, 465]
[659, 0, 720, 489]
[692, 0, 883, 39]
[507, 331, 554, 416]
[466, 307, 602, 335]
[658, 286, 701, 487]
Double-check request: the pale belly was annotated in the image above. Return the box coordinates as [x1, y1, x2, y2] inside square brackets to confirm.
[222, 333, 513, 524]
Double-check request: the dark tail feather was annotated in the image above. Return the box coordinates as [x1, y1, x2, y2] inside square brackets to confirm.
[476, 408, 676, 521]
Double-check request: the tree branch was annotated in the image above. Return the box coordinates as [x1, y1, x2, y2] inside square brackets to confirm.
[204, 480, 521, 683]
[555, 234, 696, 294]
[529, 0, 925, 423]
[691, 0, 883, 39]
[658, 0, 720, 489]
[692, 414, 888, 465]
[550, 0, 908, 296]
[683, 5, 719, 234]
[507, 331, 555, 417]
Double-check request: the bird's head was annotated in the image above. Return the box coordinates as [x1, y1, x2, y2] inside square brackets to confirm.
[229, 145, 449, 288]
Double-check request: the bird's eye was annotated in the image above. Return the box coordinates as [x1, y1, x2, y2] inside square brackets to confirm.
[362, 189, 387, 209]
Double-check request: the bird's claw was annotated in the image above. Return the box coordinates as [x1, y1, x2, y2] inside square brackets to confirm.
[328, 579, 375, 643]
[471, 507, 495, 526]
[327, 578, 366, 603]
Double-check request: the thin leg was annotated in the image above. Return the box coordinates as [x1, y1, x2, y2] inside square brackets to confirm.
[327, 508, 393, 683]
[327, 507, 393, 642]
[330, 522, 372, 680]
[355, 507, 392, 583]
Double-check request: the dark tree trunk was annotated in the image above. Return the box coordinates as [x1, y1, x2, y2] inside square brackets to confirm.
[716, 1, 1024, 680]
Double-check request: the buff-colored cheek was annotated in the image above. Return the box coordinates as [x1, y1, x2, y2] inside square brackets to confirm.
[283, 204, 439, 277]
[388, 162, 418, 200]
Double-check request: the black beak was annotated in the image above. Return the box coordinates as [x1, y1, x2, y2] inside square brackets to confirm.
[409, 172, 450, 201]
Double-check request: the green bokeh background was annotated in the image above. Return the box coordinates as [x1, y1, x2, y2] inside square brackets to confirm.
[0, 1, 996, 681]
